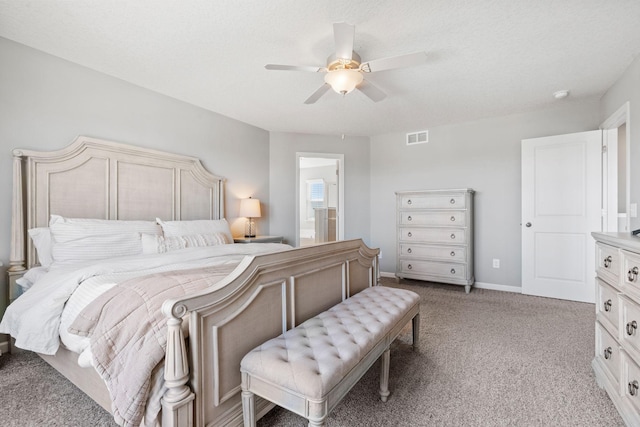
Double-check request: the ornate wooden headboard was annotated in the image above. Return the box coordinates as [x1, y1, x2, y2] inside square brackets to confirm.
[9, 136, 226, 300]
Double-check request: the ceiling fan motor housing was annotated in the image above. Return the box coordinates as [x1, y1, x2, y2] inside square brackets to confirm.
[326, 51, 362, 71]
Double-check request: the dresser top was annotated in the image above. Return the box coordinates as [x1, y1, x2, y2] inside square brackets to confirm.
[592, 232, 640, 253]
[395, 188, 474, 195]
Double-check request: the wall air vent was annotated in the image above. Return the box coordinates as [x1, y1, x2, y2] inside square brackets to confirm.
[406, 130, 429, 145]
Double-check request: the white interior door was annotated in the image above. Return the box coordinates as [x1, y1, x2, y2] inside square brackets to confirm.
[522, 130, 602, 302]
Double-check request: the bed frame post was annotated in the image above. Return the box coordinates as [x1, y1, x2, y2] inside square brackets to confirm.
[162, 316, 195, 427]
[8, 151, 26, 303]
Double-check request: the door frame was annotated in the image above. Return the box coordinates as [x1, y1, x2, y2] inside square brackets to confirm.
[295, 152, 344, 247]
[601, 102, 631, 232]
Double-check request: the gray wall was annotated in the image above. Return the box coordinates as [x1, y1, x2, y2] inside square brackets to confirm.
[0, 37, 271, 316]
[370, 99, 601, 288]
[269, 132, 371, 246]
[600, 55, 640, 231]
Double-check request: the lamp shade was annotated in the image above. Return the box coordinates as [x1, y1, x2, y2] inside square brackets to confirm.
[239, 198, 261, 218]
[324, 69, 363, 95]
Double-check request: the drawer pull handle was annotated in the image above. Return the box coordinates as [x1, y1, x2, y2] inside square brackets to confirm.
[407, 264, 413, 270]
[408, 215, 412, 221]
[604, 255, 612, 268]
[627, 320, 637, 336]
[450, 268, 456, 274]
[450, 233, 456, 239]
[450, 216, 456, 222]
[604, 347, 613, 360]
[630, 380, 639, 396]
[629, 266, 639, 282]
[604, 299, 612, 312]
[450, 198, 455, 204]
[407, 199, 412, 205]
[407, 248, 412, 254]
[450, 251, 456, 257]
[407, 232, 412, 238]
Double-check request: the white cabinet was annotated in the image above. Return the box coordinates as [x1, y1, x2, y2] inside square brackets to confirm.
[396, 189, 474, 293]
[592, 232, 640, 426]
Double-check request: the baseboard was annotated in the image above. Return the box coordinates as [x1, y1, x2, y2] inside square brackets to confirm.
[474, 281, 522, 293]
[380, 271, 522, 294]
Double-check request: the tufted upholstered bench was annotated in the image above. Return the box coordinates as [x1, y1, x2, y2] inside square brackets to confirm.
[240, 285, 420, 427]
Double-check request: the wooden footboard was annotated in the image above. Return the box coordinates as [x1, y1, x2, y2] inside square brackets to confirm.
[162, 239, 379, 427]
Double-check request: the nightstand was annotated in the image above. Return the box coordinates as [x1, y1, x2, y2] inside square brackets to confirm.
[233, 236, 283, 244]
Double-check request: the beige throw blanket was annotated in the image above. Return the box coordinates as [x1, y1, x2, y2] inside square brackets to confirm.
[69, 264, 238, 427]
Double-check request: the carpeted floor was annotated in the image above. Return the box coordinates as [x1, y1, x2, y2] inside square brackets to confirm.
[0, 278, 625, 426]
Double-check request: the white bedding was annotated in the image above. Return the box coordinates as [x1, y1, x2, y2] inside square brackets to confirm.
[1, 243, 291, 426]
[0, 243, 291, 355]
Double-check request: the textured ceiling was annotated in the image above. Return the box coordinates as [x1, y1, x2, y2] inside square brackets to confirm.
[1, 0, 639, 137]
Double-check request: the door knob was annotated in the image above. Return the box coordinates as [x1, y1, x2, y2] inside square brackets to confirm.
[525, 222, 532, 227]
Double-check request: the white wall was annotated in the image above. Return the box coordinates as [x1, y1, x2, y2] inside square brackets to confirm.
[0, 37, 271, 315]
[370, 100, 601, 288]
[600, 55, 640, 231]
[269, 132, 370, 246]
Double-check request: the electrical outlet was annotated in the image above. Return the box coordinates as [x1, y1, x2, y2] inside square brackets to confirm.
[492, 259, 500, 268]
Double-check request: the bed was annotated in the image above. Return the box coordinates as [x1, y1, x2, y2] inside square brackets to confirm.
[2, 136, 379, 427]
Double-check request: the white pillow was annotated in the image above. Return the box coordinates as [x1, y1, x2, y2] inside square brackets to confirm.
[49, 214, 161, 243]
[51, 232, 143, 265]
[28, 227, 53, 267]
[142, 232, 229, 254]
[156, 218, 233, 244]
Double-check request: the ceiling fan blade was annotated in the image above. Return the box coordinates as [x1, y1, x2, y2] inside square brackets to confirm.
[265, 64, 324, 72]
[333, 22, 355, 61]
[304, 84, 331, 104]
[357, 79, 386, 102]
[360, 51, 427, 73]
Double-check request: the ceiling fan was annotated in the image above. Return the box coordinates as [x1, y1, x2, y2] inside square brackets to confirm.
[265, 22, 427, 104]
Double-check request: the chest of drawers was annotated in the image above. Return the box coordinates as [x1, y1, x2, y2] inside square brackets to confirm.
[592, 232, 640, 426]
[396, 189, 474, 293]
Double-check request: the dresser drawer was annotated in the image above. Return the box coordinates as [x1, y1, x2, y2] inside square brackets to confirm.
[399, 260, 466, 279]
[596, 243, 620, 286]
[399, 211, 466, 226]
[399, 194, 466, 209]
[596, 278, 619, 335]
[621, 350, 640, 412]
[399, 227, 466, 244]
[399, 244, 466, 262]
[622, 250, 640, 296]
[620, 295, 640, 357]
[596, 321, 621, 386]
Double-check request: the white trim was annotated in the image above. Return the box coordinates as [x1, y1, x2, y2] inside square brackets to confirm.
[381, 271, 522, 294]
[295, 152, 344, 247]
[600, 102, 631, 232]
[474, 281, 522, 293]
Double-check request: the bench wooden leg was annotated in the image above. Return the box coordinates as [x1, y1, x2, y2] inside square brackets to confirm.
[412, 313, 420, 350]
[379, 347, 390, 402]
[241, 390, 256, 427]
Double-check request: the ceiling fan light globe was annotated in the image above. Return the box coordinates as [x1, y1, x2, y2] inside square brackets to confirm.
[324, 69, 363, 95]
